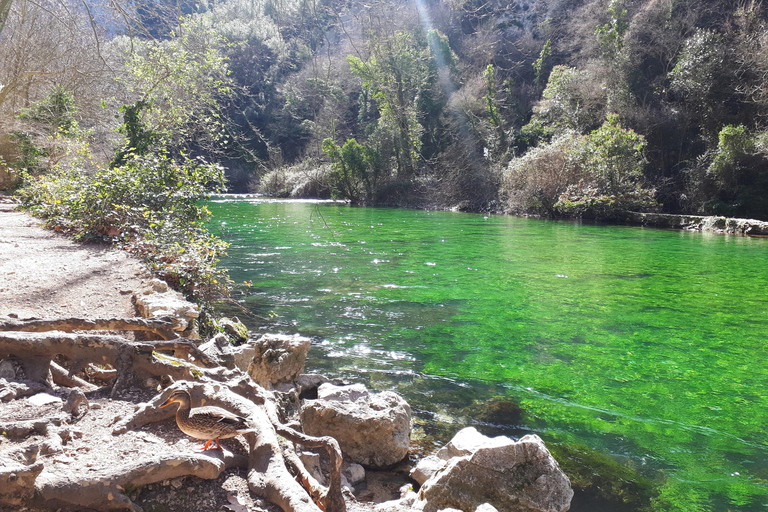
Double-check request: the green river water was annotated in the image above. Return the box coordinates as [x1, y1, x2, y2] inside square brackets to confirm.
[208, 197, 768, 512]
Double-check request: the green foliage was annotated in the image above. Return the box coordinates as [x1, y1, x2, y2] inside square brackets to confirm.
[118, 18, 233, 155]
[111, 100, 158, 168]
[483, 64, 507, 156]
[322, 138, 382, 204]
[18, 154, 231, 306]
[533, 39, 552, 87]
[526, 66, 605, 137]
[685, 124, 768, 219]
[669, 28, 727, 134]
[348, 30, 433, 178]
[504, 115, 655, 218]
[595, 0, 629, 59]
[18, 85, 79, 134]
[707, 124, 754, 185]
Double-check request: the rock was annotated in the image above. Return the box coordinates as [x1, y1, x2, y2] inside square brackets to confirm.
[247, 334, 311, 388]
[318, 382, 368, 401]
[28, 393, 61, 406]
[230, 343, 256, 372]
[218, 317, 248, 343]
[376, 489, 418, 512]
[299, 451, 326, 486]
[199, 333, 235, 368]
[436, 426, 505, 460]
[133, 279, 200, 337]
[410, 455, 445, 485]
[412, 427, 573, 512]
[476, 504, 500, 512]
[343, 461, 365, 486]
[300, 383, 412, 469]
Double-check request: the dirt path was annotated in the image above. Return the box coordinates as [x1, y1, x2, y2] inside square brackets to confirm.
[0, 201, 151, 319]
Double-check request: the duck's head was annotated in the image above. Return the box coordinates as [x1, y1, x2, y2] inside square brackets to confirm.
[159, 388, 191, 409]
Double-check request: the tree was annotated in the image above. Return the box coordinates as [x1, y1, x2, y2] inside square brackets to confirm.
[322, 137, 382, 204]
[348, 30, 429, 179]
[0, 0, 12, 36]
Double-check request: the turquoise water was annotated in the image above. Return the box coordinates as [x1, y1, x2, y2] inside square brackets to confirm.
[209, 198, 768, 511]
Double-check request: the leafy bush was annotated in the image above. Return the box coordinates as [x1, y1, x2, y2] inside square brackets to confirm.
[259, 160, 331, 198]
[18, 153, 231, 307]
[502, 131, 583, 216]
[684, 125, 768, 219]
[322, 138, 384, 204]
[503, 115, 657, 218]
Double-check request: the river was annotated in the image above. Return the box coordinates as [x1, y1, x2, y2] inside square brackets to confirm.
[209, 197, 768, 512]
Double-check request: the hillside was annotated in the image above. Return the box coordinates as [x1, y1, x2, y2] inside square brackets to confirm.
[2, 0, 768, 219]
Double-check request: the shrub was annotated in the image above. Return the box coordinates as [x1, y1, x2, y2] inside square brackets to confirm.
[503, 115, 657, 218]
[259, 160, 332, 198]
[18, 153, 231, 308]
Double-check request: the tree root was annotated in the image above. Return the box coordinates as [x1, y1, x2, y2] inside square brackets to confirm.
[1, 326, 347, 512]
[0, 458, 44, 507]
[0, 378, 48, 401]
[0, 316, 179, 340]
[34, 451, 247, 512]
[115, 380, 346, 512]
[0, 331, 210, 396]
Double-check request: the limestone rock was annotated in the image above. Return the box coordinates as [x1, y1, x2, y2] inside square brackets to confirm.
[133, 279, 200, 337]
[376, 489, 418, 512]
[247, 334, 311, 388]
[199, 333, 235, 368]
[412, 427, 573, 512]
[410, 455, 445, 485]
[300, 383, 412, 469]
[231, 343, 256, 372]
[218, 317, 248, 343]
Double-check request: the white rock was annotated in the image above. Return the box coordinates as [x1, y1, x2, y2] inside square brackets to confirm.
[301, 384, 412, 469]
[28, 393, 62, 406]
[317, 383, 368, 402]
[410, 455, 445, 485]
[247, 334, 311, 388]
[413, 429, 573, 512]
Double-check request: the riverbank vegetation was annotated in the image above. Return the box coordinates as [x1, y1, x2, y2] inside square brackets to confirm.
[4, 0, 768, 220]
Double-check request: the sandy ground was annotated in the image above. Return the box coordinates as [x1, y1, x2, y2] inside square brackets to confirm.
[0, 200, 403, 512]
[0, 200, 150, 319]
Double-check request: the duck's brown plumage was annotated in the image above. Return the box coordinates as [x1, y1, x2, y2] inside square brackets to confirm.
[159, 389, 250, 451]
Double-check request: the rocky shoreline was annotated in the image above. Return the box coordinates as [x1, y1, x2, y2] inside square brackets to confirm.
[0, 203, 574, 512]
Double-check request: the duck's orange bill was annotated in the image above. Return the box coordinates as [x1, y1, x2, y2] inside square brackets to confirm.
[159, 398, 174, 408]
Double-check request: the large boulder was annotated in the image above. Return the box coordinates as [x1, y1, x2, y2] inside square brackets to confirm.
[300, 383, 412, 469]
[412, 427, 573, 512]
[247, 334, 311, 388]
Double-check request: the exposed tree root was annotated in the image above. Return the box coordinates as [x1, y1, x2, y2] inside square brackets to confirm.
[0, 331, 208, 396]
[50, 360, 99, 391]
[0, 457, 44, 507]
[34, 451, 247, 512]
[0, 316, 179, 340]
[0, 379, 48, 401]
[0, 326, 347, 512]
[115, 380, 345, 512]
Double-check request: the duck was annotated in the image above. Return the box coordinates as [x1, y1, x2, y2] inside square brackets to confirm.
[159, 388, 251, 451]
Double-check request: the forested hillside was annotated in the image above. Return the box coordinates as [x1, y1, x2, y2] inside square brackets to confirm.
[3, 0, 768, 219]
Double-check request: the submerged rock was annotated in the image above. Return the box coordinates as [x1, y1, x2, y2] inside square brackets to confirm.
[300, 383, 412, 469]
[412, 427, 573, 512]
